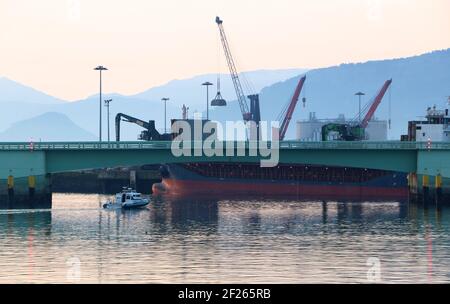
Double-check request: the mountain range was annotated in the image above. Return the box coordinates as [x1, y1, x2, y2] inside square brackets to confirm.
[0, 69, 307, 141]
[0, 49, 449, 141]
[0, 77, 63, 104]
[0, 112, 96, 142]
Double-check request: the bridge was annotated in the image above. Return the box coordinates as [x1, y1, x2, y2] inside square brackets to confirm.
[1, 140, 449, 208]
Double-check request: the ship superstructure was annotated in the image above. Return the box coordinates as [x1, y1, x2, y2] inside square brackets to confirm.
[402, 100, 450, 142]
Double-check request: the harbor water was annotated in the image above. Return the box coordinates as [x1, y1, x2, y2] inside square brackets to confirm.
[0, 193, 449, 283]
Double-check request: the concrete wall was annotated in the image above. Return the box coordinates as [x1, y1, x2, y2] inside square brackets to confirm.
[0, 151, 51, 209]
[52, 167, 161, 194]
[0, 174, 52, 209]
[365, 121, 388, 141]
[0, 151, 46, 178]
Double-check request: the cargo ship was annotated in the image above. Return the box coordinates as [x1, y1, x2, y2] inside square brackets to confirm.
[152, 163, 408, 202]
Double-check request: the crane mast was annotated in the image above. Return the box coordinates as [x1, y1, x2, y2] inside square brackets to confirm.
[215, 16, 252, 122]
[279, 76, 306, 140]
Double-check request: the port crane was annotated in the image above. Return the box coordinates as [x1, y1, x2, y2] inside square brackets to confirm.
[115, 113, 172, 141]
[215, 16, 261, 131]
[322, 79, 392, 141]
[277, 76, 307, 140]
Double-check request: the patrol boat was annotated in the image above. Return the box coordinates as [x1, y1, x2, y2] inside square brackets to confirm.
[103, 187, 150, 209]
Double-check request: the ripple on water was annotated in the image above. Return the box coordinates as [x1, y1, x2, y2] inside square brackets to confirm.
[0, 193, 449, 283]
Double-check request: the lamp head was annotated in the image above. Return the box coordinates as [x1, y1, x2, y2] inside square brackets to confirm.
[94, 65, 108, 71]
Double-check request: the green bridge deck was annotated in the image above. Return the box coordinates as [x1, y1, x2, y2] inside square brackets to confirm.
[1, 140, 450, 179]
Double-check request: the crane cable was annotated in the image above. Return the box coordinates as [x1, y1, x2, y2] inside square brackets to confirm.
[216, 27, 221, 96]
[350, 91, 375, 125]
[223, 23, 255, 96]
[276, 89, 293, 123]
[234, 32, 253, 94]
[276, 77, 305, 124]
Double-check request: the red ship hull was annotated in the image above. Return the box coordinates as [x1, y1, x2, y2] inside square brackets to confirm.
[153, 163, 409, 202]
[153, 179, 408, 201]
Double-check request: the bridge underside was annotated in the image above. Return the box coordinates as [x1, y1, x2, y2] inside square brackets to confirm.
[42, 148, 419, 175]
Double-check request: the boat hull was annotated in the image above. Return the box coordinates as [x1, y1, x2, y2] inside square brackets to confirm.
[122, 200, 149, 209]
[153, 163, 409, 202]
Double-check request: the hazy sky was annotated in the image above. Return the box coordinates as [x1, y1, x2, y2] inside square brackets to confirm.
[0, 0, 449, 101]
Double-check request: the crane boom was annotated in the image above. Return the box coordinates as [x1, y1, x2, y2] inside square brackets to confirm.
[115, 113, 171, 141]
[215, 16, 251, 121]
[279, 76, 306, 140]
[360, 79, 392, 128]
[116, 113, 150, 141]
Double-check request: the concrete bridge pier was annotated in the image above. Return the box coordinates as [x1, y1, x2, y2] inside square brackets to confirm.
[413, 173, 448, 206]
[422, 174, 430, 204]
[0, 174, 52, 209]
[0, 150, 52, 209]
[408, 173, 447, 206]
[407, 173, 422, 205]
[408, 173, 418, 196]
[434, 174, 443, 204]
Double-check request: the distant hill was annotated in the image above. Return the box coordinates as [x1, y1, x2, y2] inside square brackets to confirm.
[0, 112, 96, 142]
[0, 69, 308, 141]
[0, 77, 63, 104]
[210, 49, 450, 140]
[0, 50, 449, 141]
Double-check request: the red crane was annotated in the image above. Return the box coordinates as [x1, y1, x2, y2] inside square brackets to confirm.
[359, 79, 392, 128]
[322, 78, 392, 141]
[278, 76, 307, 140]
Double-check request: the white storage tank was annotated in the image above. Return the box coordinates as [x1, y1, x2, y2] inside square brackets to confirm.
[296, 112, 388, 141]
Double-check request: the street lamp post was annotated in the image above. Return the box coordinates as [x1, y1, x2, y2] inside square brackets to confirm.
[162, 97, 170, 133]
[355, 91, 365, 124]
[202, 82, 213, 120]
[94, 65, 108, 141]
[104, 99, 112, 142]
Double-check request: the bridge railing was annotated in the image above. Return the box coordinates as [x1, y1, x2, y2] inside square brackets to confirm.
[0, 141, 172, 150]
[279, 141, 447, 149]
[1, 141, 450, 150]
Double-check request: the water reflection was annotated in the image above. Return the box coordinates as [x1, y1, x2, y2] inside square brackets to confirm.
[0, 211, 52, 237]
[0, 194, 449, 283]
